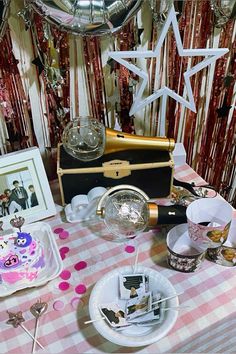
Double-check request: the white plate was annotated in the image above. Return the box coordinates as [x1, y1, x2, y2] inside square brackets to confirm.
[0, 222, 63, 297]
[89, 265, 178, 347]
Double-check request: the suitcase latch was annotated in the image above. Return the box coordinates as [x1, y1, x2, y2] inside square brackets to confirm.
[103, 160, 131, 179]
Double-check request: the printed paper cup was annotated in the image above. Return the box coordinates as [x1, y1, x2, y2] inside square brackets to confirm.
[166, 224, 205, 272]
[186, 198, 232, 249]
[207, 220, 236, 267]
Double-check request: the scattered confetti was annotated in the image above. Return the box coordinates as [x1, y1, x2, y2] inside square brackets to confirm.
[59, 247, 70, 260]
[75, 284, 87, 294]
[70, 297, 81, 309]
[60, 270, 71, 280]
[59, 247, 70, 254]
[125, 245, 135, 253]
[59, 230, 69, 240]
[60, 253, 66, 260]
[58, 282, 70, 291]
[53, 300, 65, 311]
[74, 261, 87, 271]
[54, 228, 64, 234]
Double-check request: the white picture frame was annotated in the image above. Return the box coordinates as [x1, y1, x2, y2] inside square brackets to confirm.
[0, 147, 56, 230]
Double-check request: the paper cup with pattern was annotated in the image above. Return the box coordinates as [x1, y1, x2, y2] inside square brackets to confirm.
[186, 198, 232, 250]
[166, 224, 206, 272]
[207, 219, 236, 267]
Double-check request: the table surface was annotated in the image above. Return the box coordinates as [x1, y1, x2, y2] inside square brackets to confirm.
[1, 163, 236, 354]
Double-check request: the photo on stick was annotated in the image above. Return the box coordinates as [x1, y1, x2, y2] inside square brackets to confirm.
[126, 292, 152, 320]
[99, 302, 129, 328]
[119, 273, 148, 300]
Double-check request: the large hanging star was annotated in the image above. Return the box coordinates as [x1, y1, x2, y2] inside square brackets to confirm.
[108, 5, 229, 135]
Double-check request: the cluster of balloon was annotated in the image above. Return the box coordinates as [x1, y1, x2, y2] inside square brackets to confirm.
[29, 0, 143, 36]
[0, 0, 10, 41]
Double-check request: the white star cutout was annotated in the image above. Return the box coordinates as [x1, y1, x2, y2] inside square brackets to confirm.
[108, 5, 228, 135]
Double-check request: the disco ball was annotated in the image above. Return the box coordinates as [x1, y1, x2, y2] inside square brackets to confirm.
[96, 185, 188, 242]
[62, 116, 105, 161]
[97, 185, 150, 241]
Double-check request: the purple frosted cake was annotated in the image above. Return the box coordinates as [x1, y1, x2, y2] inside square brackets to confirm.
[0, 231, 45, 285]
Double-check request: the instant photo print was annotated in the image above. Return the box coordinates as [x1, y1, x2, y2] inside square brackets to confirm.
[126, 292, 152, 320]
[129, 307, 161, 324]
[119, 274, 148, 300]
[152, 292, 162, 305]
[100, 303, 129, 328]
[128, 292, 162, 324]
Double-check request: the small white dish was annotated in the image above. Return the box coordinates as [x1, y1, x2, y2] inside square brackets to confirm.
[89, 265, 179, 347]
[0, 222, 63, 297]
[65, 187, 107, 223]
[65, 199, 100, 223]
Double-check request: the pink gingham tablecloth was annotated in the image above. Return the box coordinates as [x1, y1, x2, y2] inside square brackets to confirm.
[1, 163, 236, 354]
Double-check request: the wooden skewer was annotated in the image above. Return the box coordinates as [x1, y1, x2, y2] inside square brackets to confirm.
[133, 246, 140, 274]
[162, 305, 191, 311]
[152, 292, 183, 306]
[84, 316, 106, 325]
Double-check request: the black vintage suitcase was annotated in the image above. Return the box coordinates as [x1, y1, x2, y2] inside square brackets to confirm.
[57, 144, 174, 205]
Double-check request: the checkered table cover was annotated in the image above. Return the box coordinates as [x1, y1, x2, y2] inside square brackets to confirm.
[1, 164, 236, 354]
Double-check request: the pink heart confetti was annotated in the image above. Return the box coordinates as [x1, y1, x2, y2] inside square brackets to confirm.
[53, 300, 65, 311]
[125, 245, 135, 253]
[74, 261, 87, 271]
[75, 284, 87, 294]
[60, 270, 71, 280]
[59, 230, 69, 240]
[54, 228, 64, 234]
[58, 282, 70, 291]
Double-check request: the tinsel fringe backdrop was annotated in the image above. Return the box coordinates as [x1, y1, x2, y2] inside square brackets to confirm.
[0, 0, 235, 205]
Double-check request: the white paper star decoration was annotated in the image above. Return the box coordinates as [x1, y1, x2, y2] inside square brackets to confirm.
[108, 5, 229, 135]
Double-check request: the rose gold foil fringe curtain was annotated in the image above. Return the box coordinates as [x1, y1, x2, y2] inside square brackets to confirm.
[0, 0, 235, 205]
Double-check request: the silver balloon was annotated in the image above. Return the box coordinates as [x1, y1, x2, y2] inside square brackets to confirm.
[0, 0, 10, 41]
[29, 0, 142, 35]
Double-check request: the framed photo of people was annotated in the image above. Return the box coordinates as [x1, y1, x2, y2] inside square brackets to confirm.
[0, 147, 56, 230]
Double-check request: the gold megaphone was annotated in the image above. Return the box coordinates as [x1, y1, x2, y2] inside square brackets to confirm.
[62, 117, 175, 161]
